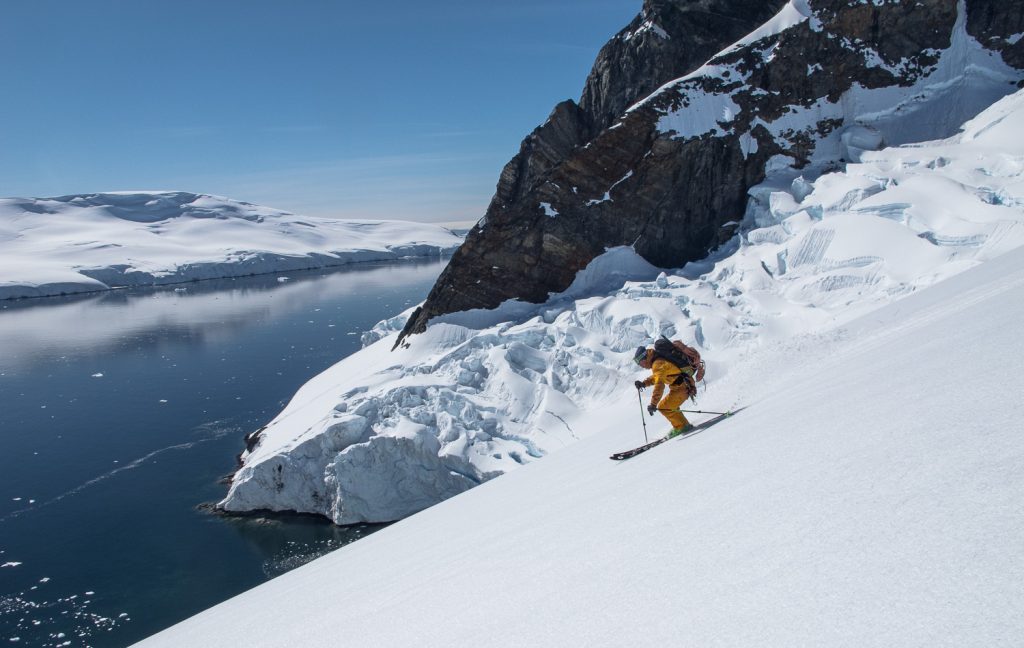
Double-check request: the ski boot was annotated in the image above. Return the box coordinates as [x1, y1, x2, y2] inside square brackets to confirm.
[667, 424, 693, 439]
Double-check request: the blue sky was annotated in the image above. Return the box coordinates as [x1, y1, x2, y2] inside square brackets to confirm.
[0, 0, 639, 222]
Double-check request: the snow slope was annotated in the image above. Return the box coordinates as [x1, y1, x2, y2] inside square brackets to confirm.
[220, 89, 1024, 524]
[137, 213, 1024, 647]
[0, 192, 462, 300]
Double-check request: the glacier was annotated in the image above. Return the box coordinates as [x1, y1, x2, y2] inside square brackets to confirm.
[220, 88, 1024, 524]
[0, 191, 463, 300]
[139, 121, 1024, 648]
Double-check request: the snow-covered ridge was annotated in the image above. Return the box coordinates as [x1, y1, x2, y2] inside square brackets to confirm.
[220, 89, 1024, 525]
[0, 192, 463, 300]
[651, 0, 1021, 161]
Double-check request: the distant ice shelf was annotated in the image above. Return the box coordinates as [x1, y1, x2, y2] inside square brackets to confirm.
[0, 191, 464, 300]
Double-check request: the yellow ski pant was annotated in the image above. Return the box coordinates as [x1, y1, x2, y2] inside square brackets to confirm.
[656, 384, 690, 429]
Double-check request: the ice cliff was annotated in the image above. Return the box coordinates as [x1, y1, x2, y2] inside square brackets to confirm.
[221, 88, 1024, 523]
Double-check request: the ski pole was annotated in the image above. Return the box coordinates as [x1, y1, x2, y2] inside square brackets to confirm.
[677, 408, 730, 416]
[636, 388, 649, 443]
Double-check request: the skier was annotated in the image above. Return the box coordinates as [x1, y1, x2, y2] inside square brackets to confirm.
[632, 343, 698, 438]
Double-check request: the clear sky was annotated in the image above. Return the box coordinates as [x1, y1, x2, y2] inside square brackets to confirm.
[0, 0, 639, 223]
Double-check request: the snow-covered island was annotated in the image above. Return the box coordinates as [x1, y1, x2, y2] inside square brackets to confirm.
[0, 192, 464, 300]
[138, 89, 1024, 648]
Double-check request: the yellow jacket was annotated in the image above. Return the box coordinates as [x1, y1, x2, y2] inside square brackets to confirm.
[640, 357, 689, 405]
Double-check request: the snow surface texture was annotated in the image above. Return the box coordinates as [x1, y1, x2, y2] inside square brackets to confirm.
[0, 192, 462, 300]
[221, 89, 1024, 525]
[139, 173, 1024, 648]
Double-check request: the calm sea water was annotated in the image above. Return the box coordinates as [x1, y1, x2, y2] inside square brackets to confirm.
[0, 259, 447, 647]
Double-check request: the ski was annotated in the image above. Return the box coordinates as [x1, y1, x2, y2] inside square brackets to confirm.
[609, 409, 740, 460]
[609, 437, 669, 460]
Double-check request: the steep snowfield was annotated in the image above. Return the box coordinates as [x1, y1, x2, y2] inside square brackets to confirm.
[137, 221, 1024, 647]
[0, 192, 462, 300]
[221, 89, 1024, 524]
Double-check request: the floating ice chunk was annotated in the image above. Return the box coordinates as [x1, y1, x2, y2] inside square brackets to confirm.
[91, 372, 104, 378]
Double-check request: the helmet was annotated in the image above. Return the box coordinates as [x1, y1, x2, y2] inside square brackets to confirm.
[632, 346, 648, 365]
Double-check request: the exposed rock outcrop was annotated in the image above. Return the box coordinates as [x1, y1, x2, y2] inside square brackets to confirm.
[967, 0, 1024, 69]
[490, 0, 787, 215]
[397, 0, 1024, 347]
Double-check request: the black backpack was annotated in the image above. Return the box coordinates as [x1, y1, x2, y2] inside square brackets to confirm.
[652, 336, 706, 384]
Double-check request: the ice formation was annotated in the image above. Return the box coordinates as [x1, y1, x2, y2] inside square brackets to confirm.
[221, 89, 1024, 524]
[0, 192, 463, 300]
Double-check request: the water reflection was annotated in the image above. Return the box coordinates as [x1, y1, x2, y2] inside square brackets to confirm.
[0, 258, 446, 647]
[220, 513, 389, 579]
[0, 259, 444, 371]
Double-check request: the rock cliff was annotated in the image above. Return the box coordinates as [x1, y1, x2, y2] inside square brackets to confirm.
[398, 0, 1024, 346]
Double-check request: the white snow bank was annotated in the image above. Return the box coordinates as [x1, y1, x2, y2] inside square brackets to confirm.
[137, 204, 1024, 648]
[0, 192, 462, 300]
[219, 89, 1024, 525]
[220, 247, 665, 523]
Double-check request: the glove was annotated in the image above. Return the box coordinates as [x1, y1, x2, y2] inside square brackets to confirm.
[634, 380, 645, 390]
[647, 404, 657, 416]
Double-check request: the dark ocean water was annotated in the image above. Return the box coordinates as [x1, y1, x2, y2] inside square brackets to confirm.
[0, 259, 447, 647]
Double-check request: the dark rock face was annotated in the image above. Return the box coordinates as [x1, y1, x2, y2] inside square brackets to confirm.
[398, 0, 1024, 346]
[579, 0, 790, 132]
[482, 0, 788, 251]
[966, 0, 1024, 70]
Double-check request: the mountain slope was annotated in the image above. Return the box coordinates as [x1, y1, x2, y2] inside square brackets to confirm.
[219, 87, 1024, 525]
[399, 0, 1024, 342]
[138, 227, 1024, 647]
[487, 0, 787, 218]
